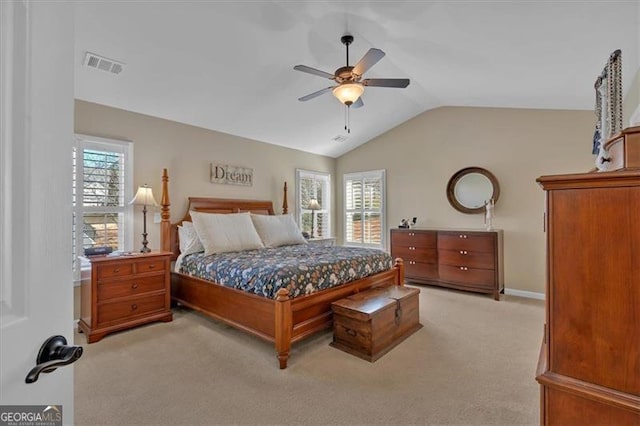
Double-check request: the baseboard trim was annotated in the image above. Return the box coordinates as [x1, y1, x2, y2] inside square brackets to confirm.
[504, 288, 545, 300]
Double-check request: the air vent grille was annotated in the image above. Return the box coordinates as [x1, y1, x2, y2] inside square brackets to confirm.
[331, 135, 349, 143]
[84, 52, 124, 75]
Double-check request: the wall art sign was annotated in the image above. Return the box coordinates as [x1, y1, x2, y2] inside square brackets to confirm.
[210, 163, 253, 186]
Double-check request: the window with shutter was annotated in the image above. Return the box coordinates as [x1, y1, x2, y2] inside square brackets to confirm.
[344, 170, 386, 249]
[73, 135, 133, 280]
[295, 170, 331, 239]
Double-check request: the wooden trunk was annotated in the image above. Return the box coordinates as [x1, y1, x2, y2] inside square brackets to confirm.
[330, 286, 422, 362]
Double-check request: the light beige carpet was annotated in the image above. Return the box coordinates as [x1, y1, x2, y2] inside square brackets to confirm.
[74, 286, 544, 425]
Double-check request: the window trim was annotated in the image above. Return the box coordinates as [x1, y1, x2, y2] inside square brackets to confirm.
[343, 169, 386, 250]
[73, 134, 134, 282]
[295, 169, 332, 238]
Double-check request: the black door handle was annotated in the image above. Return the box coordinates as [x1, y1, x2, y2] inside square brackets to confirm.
[25, 335, 83, 384]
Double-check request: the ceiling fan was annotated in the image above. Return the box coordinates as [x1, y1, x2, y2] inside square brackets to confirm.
[294, 35, 410, 110]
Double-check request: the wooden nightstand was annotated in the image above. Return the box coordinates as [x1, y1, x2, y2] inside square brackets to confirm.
[78, 251, 173, 343]
[308, 237, 336, 247]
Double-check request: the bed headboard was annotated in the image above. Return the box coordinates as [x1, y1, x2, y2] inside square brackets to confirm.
[160, 169, 279, 260]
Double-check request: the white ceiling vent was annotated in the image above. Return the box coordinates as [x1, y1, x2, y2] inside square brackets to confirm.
[84, 52, 124, 75]
[331, 135, 349, 143]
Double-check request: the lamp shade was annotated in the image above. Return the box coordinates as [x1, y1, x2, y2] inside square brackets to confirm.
[307, 199, 321, 211]
[129, 185, 158, 206]
[332, 83, 364, 105]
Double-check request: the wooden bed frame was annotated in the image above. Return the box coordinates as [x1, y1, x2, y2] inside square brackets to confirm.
[159, 168, 404, 369]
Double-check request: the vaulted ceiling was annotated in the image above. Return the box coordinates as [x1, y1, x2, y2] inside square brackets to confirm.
[74, 1, 639, 158]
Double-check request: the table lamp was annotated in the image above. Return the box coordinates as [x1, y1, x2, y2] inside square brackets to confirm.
[308, 198, 321, 239]
[129, 184, 158, 253]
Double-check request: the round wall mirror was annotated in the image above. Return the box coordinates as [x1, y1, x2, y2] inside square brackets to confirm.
[446, 167, 500, 214]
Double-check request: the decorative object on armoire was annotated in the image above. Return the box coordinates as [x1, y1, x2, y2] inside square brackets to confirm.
[129, 184, 158, 253]
[593, 49, 622, 171]
[484, 199, 494, 231]
[390, 228, 504, 300]
[601, 126, 640, 171]
[446, 167, 500, 214]
[536, 171, 640, 424]
[307, 198, 321, 238]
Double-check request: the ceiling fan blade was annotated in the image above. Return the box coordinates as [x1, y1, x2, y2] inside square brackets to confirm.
[298, 86, 335, 102]
[362, 78, 410, 88]
[351, 97, 364, 109]
[293, 65, 335, 80]
[352, 48, 385, 76]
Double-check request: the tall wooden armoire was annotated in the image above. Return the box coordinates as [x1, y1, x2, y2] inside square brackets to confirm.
[536, 170, 640, 425]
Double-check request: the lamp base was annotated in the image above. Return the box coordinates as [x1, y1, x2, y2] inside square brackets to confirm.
[140, 230, 150, 253]
[140, 246, 151, 253]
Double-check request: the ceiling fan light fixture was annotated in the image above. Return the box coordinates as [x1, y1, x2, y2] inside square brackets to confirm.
[333, 83, 364, 106]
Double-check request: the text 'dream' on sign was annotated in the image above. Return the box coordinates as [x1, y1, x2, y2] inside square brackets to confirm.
[210, 164, 253, 186]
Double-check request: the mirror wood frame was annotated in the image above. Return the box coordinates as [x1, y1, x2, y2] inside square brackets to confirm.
[446, 167, 500, 214]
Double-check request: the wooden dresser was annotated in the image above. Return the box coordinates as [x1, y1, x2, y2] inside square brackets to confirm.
[536, 171, 640, 425]
[78, 252, 173, 343]
[390, 229, 504, 300]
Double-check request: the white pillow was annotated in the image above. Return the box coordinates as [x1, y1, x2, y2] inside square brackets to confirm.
[177, 221, 204, 256]
[190, 211, 264, 256]
[251, 214, 308, 248]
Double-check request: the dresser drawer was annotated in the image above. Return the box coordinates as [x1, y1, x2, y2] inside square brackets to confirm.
[98, 275, 166, 300]
[438, 264, 495, 288]
[391, 231, 436, 248]
[97, 293, 167, 325]
[438, 232, 495, 253]
[391, 246, 437, 263]
[438, 249, 495, 270]
[405, 261, 438, 280]
[97, 262, 134, 279]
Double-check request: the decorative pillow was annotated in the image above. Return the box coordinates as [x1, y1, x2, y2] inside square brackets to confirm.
[190, 211, 264, 256]
[251, 214, 308, 248]
[177, 221, 204, 256]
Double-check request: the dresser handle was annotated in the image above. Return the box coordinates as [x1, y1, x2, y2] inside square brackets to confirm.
[409, 261, 416, 265]
[459, 266, 468, 271]
[409, 246, 415, 250]
[131, 304, 138, 310]
[459, 250, 468, 255]
[459, 234, 467, 239]
[131, 283, 138, 289]
[409, 232, 414, 236]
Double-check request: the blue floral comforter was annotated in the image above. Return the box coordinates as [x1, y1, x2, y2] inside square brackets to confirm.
[179, 244, 394, 299]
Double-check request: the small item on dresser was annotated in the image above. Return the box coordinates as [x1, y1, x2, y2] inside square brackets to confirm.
[399, 217, 417, 229]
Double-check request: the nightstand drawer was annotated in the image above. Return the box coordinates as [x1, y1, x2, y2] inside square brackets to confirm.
[97, 294, 166, 325]
[98, 275, 166, 300]
[135, 258, 165, 274]
[96, 262, 134, 279]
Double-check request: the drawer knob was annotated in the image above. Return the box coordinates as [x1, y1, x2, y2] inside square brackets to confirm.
[460, 250, 468, 255]
[409, 261, 415, 265]
[409, 246, 415, 250]
[409, 232, 414, 236]
[131, 304, 138, 310]
[131, 283, 138, 289]
[148, 264, 156, 269]
[459, 234, 467, 239]
[345, 328, 357, 337]
[459, 266, 468, 271]
[113, 268, 120, 273]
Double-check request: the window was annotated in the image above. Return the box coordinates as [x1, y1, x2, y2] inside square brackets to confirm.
[295, 169, 331, 239]
[344, 170, 386, 249]
[73, 135, 133, 279]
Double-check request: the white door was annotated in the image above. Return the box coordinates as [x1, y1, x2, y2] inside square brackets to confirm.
[0, 1, 76, 422]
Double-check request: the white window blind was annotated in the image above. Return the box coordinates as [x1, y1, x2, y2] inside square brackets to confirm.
[73, 135, 133, 279]
[295, 169, 331, 239]
[344, 170, 386, 249]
